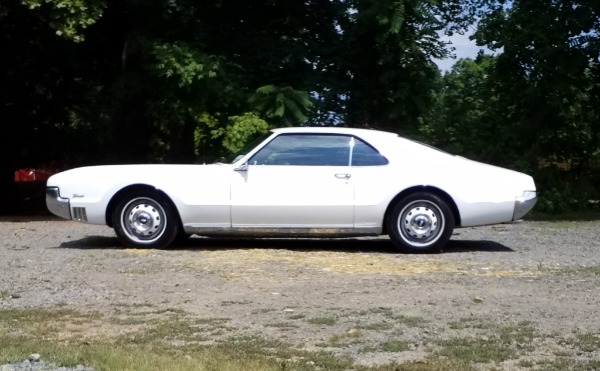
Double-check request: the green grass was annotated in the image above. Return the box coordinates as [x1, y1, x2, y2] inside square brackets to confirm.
[307, 316, 337, 326]
[554, 265, 600, 277]
[353, 308, 426, 328]
[357, 322, 394, 331]
[435, 322, 537, 364]
[559, 332, 600, 353]
[119, 267, 154, 275]
[2, 307, 599, 371]
[264, 322, 299, 329]
[381, 340, 411, 352]
[321, 329, 362, 348]
[448, 318, 496, 330]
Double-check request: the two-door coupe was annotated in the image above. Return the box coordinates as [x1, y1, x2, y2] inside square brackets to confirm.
[46, 127, 537, 253]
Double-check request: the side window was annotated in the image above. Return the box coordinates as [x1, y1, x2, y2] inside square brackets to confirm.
[249, 134, 351, 166]
[352, 138, 389, 166]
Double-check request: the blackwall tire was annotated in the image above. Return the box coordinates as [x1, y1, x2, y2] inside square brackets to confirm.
[112, 191, 179, 248]
[387, 192, 454, 253]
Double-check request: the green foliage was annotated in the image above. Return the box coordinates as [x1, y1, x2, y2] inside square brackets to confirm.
[222, 113, 269, 154]
[21, 0, 105, 41]
[249, 85, 312, 126]
[422, 0, 600, 214]
[194, 112, 269, 157]
[153, 42, 220, 88]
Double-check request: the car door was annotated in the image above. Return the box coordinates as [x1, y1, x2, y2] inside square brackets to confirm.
[230, 134, 355, 228]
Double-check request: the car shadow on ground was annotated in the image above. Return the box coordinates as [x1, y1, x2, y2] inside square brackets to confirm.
[58, 235, 514, 254]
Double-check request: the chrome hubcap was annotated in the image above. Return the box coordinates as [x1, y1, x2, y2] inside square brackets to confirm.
[398, 201, 443, 244]
[122, 198, 166, 242]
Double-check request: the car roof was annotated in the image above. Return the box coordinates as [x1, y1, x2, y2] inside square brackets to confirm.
[270, 127, 399, 142]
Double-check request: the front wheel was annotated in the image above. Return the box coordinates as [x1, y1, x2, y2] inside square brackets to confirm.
[112, 191, 179, 248]
[387, 192, 454, 253]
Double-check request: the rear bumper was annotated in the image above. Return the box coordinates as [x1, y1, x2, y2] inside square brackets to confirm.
[46, 187, 71, 220]
[513, 191, 537, 220]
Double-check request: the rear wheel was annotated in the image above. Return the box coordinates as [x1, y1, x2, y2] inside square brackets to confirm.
[387, 192, 454, 253]
[112, 191, 179, 248]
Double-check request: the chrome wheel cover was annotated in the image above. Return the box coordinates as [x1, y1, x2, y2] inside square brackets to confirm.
[397, 200, 445, 246]
[120, 197, 167, 243]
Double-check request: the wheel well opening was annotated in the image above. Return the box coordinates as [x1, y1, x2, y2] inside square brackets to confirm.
[383, 186, 461, 233]
[105, 184, 181, 228]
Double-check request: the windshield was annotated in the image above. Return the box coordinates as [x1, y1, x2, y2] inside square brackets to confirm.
[224, 131, 273, 164]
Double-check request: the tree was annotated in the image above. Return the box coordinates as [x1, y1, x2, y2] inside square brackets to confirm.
[0, 0, 106, 213]
[442, 0, 600, 211]
[2, 0, 476, 214]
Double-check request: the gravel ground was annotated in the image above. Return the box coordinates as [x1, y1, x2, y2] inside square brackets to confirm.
[1, 217, 600, 368]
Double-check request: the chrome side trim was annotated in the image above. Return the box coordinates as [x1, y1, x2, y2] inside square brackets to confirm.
[46, 187, 71, 220]
[513, 191, 537, 220]
[183, 226, 382, 238]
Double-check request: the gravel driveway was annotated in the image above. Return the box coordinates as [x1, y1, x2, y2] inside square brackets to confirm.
[1, 217, 600, 368]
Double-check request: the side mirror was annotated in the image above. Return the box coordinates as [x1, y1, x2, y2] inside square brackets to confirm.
[234, 163, 248, 172]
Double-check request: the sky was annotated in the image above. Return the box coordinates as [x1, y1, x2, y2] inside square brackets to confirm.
[433, 30, 493, 72]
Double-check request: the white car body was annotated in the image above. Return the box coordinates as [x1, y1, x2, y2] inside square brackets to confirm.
[47, 127, 536, 252]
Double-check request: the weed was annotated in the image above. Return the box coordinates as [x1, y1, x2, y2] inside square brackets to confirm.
[307, 316, 337, 326]
[251, 308, 276, 314]
[565, 332, 600, 353]
[391, 315, 426, 328]
[448, 318, 497, 330]
[555, 265, 600, 277]
[324, 329, 362, 348]
[381, 340, 410, 352]
[357, 322, 394, 331]
[435, 322, 537, 364]
[264, 322, 299, 329]
[119, 267, 154, 275]
[221, 300, 252, 306]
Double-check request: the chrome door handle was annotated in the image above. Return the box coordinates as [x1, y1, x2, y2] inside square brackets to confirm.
[335, 173, 351, 179]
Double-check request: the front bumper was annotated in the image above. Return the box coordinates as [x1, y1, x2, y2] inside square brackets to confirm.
[513, 191, 537, 220]
[46, 187, 71, 220]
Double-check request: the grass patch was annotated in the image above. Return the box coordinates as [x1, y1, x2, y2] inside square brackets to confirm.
[554, 265, 600, 277]
[0, 308, 354, 371]
[264, 322, 299, 329]
[435, 322, 537, 364]
[221, 300, 252, 306]
[251, 308, 276, 314]
[3, 307, 599, 371]
[391, 315, 426, 328]
[355, 308, 426, 328]
[119, 267, 154, 275]
[560, 332, 600, 353]
[322, 329, 362, 348]
[0, 291, 9, 300]
[533, 358, 600, 371]
[448, 318, 496, 330]
[357, 322, 394, 331]
[307, 316, 337, 326]
[381, 340, 411, 352]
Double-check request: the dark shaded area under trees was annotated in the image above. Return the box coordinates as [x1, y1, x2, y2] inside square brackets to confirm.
[1, 0, 599, 215]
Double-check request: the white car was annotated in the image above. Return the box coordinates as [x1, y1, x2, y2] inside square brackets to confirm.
[46, 127, 536, 253]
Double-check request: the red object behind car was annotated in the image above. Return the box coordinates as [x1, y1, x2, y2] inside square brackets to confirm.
[15, 168, 55, 182]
